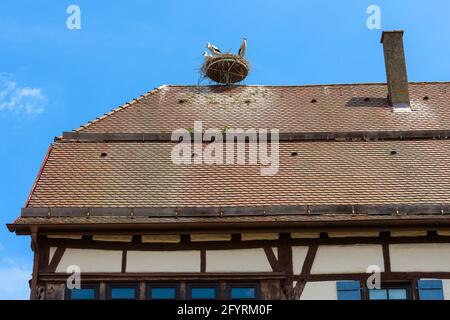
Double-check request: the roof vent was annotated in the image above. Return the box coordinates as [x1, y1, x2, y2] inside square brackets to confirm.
[381, 31, 411, 112]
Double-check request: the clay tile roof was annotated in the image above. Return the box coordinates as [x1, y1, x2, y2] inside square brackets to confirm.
[74, 83, 450, 134]
[11, 82, 450, 229]
[24, 140, 450, 208]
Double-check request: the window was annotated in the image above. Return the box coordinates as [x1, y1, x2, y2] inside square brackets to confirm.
[188, 284, 218, 299]
[228, 284, 259, 300]
[418, 280, 444, 300]
[107, 284, 138, 300]
[66, 284, 98, 300]
[369, 284, 410, 300]
[337, 281, 361, 300]
[147, 284, 178, 300]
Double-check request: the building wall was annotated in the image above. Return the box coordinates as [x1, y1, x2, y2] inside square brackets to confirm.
[311, 244, 384, 274]
[39, 233, 450, 300]
[300, 281, 338, 300]
[127, 250, 200, 272]
[206, 248, 275, 272]
[55, 249, 122, 273]
[443, 280, 450, 299]
[390, 243, 450, 272]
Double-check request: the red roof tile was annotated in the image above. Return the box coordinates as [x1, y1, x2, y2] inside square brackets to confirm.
[26, 139, 450, 208]
[12, 82, 450, 228]
[74, 83, 450, 134]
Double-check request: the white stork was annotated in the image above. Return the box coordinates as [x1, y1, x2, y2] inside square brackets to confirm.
[238, 37, 247, 57]
[207, 42, 222, 55]
[203, 51, 212, 59]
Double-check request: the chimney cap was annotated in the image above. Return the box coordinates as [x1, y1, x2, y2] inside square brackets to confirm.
[380, 30, 405, 43]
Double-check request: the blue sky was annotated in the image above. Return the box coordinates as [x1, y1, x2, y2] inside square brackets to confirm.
[0, 0, 449, 299]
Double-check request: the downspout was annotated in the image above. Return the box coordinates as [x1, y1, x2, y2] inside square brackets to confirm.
[30, 226, 40, 300]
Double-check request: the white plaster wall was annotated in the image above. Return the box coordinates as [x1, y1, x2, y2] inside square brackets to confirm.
[443, 280, 450, 300]
[206, 248, 275, 272]
[311, 244, 384, 274]
[300, 281, 338, 300]
[56, 249, 122, 273]
[126, 250, 200, 272]
[390, 243, 450, 272]
[49, 247, 56, 262]
[292, 246, 309, 275]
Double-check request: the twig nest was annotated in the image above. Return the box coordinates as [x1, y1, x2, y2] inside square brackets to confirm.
[202, 54, 250, 84]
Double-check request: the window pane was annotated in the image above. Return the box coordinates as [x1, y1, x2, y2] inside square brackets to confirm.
[388, 289, 407, 300]
[71, 288, 95, 300]
[111, 287, 136, 299]
[369, 289, 388, 300]
[191, 287, 216, 299]
[151, 287, 176, 299]
[338, 290, 361, 300]
[231, 287, 256, 299]
[419, 289, 444, 300]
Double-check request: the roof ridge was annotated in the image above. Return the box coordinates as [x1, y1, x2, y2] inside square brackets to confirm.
[155, 81, 450, 89]
[66, 80, 450, 136]
[72, 85, 168, 133]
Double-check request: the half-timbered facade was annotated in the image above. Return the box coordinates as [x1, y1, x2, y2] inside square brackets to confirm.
[7, 31, 450, 300]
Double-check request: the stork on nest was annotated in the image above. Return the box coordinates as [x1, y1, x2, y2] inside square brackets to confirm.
[202, 38, 250, 84]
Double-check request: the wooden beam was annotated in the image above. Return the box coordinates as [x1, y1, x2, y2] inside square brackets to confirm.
[278, 234, 293, 275]
[38, 272, 286, 282]
[30, 229, 39, 300]
[304, 272, 450, 281]
[200, 249, 206, 273]
[99, 283, 106, 300]
[263, 246, 280, 272]
[277, 234, 294, 299]
[121, 250, 127, 273]
[47, 246, 66, 273]
[381, 232, 392, 272]
[179, 281, 186, 299]
[219, 281, 226, 300]
[38, 239, 50, 272]
[300, 244, 318, 276]
[139, 281, 146, 300]
[19, 203, 450, 219]
[41, 233, 450, 253]
[60, 129, 450, 143]
[12, 220, 450, 236]
[293, 244, 318, 300]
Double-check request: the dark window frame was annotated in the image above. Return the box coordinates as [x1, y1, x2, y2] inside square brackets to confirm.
[227, 283, 260, 300]
[187, 283, 219, 300]
[106, 283, 139, 300]
[65, 283, 99, 300]
[146, 283, 180, 300]
[367, 282, 413, 300]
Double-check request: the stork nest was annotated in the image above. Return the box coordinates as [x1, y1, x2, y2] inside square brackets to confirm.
[202, 53, 250, 84]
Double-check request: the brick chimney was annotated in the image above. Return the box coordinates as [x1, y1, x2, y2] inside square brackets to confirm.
[381, 30, 411, 112]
